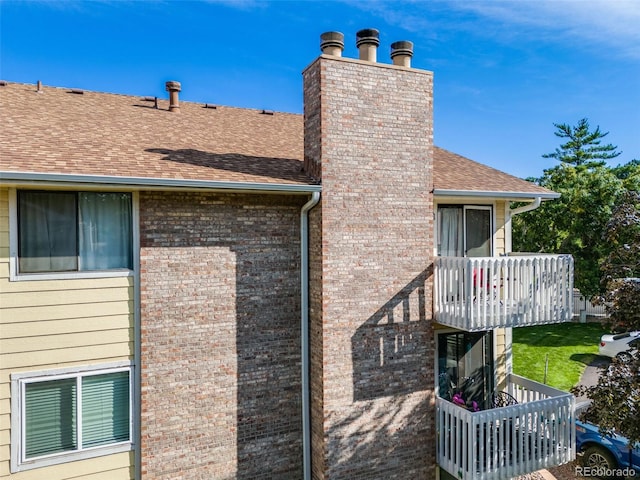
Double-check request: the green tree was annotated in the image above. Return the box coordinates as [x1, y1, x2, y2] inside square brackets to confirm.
[512, 119, 637, 297]
[612, 158, 640, 192]
[543, 117, 620, 168]
[599, 190, 640, 332]
[513, 164, 626, 296]
[571, 191, 640, 462]
[572, 351, 640, 454]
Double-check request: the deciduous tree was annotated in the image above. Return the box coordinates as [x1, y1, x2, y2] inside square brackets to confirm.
[571, 191, 640, 457]
[599, 190, 640, 332]
[572, 351, 640, 450]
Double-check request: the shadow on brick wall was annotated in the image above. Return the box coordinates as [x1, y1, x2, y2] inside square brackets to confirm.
[139, 192, 305, 479]
[326, 393, 434, 479]
[351, 267, 434, 401]
[321, 267, 436, 478]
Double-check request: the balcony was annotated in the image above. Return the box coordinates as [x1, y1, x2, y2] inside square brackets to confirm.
[437, 374, 575, 480]
[434, 254, 574, 331]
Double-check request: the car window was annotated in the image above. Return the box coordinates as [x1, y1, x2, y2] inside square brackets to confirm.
[613, 333, 631, 340]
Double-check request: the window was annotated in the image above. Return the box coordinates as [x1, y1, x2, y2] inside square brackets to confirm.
[12, 365, 132, 471]
[17, 191, 132, 273]
[437, 205, 492, 257]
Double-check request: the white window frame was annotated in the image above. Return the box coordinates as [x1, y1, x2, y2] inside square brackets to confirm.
[434, 202, 496, 257]
[10, 362, 134, 473]
[463, 205, 494, 257]
[8, 188, 139, 281]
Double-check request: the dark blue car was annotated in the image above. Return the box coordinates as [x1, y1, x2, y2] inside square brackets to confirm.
[576, 418, 640, 477]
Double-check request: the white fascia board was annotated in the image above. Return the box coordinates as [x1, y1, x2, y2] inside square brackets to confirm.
[0, 171, 322, 194]
[433, 189, 560, 200]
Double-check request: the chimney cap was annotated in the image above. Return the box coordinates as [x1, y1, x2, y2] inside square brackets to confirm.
[320, 31, 344, 49]
[390, 40, 414, 67]
[390, 41, 414, 58]
[165, 81, 181, 92]
[356, 28, 380, 47]
[320, 31, 345, 56]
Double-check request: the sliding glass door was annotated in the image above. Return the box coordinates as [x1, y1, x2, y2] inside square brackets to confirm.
[437, 205, 492, 257]
[437, 331, 494, 411]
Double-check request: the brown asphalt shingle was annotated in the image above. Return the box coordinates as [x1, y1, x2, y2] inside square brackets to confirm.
[0, 83, 308, 185]
[433, 146, 555, 196]
[0, 81, 555, 197]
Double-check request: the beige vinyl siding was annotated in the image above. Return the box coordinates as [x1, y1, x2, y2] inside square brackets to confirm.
[494, 200, 508, 387]
[494, 327, 508, 389]
[0, 188, 134, 479]
[494, 200, 507, 256]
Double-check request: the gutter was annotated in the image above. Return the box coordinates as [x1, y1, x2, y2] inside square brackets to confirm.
[433, 189, 559, 200]
[0, 171, 322, 194]
[300, 191, 320, 480]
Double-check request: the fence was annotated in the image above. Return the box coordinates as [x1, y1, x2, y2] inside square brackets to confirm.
[572, 290, 607, 318]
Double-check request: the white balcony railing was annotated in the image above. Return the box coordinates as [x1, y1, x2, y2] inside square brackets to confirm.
[435, 255, 574, 331]
[437, 374, 575, 480]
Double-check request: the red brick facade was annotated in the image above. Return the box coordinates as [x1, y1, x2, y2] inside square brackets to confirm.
[304, 56, 436, 479]
[139, 192, 307, 479]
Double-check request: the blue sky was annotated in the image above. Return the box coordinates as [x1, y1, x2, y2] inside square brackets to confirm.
[1, 0, 639, 179]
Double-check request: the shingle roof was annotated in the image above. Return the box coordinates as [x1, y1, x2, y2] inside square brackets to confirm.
[0, 82, 555, 198]
[433, 146, 556, 198]
[0, 83, 308, 186]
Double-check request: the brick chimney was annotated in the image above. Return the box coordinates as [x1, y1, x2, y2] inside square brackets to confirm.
[304, 31, 435, 479]
[165, 80, 181, 112]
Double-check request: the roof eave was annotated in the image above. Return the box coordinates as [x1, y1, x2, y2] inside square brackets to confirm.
[0, 171, 322, 194]
[433, 189, 560, 200]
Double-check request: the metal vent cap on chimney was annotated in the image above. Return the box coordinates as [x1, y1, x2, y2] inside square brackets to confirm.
[355, 28, 380, 62]
[166, 80, 181, 112]
[390, 41, 414, 68]
[320, 31, 345, 57]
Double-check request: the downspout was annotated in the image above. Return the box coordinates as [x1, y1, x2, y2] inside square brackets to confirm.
[300, 191, 320, 480]
[505, 196, 542, 253]
[504, 196, 542, 380]
[509, 196, 541, 217]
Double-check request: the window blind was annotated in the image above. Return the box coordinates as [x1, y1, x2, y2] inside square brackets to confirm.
[25, 378, 77, 458]
[82, 372, 130, 448]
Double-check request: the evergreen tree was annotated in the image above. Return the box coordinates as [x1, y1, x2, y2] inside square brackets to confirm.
[543, 117, 621, 168]
[513, 119, 636, 297]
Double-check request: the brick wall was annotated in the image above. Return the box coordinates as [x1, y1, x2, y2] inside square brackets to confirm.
[139, 191, 306, 480]
[304, 55, 436, 479]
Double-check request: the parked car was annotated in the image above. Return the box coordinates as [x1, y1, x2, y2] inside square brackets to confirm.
[599, 331, 640, 362]
[576, 417, 640, 476]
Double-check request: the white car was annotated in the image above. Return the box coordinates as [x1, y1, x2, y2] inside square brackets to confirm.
[599, 331, 640, 361]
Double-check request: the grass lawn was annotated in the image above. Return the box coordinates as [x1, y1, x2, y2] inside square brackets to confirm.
[512, 322, 605, 392]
